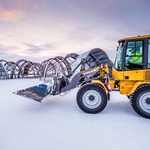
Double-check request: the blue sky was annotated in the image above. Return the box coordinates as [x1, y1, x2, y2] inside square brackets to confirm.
[0, 0, 150, 62]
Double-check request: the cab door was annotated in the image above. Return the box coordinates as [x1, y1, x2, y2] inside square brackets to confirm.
[123, 40, 144, 81]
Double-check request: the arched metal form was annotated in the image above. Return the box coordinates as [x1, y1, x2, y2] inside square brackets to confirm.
[19, 61, 42, 78]
[0, 60, 7, 64]
[10, 59, 42, 79]
[0, 53, 93, 79]
[40, 58, 53, 79]
[41, 56, 64, 79]
[43, 53, 79, 82]
[62, 53, 79, 75]
[0, 49, 114, 83]
[41, 58, 52, 68]
[24, 61, 41, 78]
[0, 63, 8, 79]
[4, 61, 15, 78]
[0, 53, 79, 80]
[0, 60, 16, 79]
[85, 48, 113, 77]
[43, 56, 64, 82]
[10, 59, 27, 79]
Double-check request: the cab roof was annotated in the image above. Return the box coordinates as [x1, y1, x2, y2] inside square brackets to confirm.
[118, 34, 150, 42]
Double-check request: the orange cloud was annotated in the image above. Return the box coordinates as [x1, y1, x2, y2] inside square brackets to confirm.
[0, 0, 28, 21]
[0, 9, 23, 21]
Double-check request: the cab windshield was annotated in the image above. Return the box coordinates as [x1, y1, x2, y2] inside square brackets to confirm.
[114, 42, 124, 70]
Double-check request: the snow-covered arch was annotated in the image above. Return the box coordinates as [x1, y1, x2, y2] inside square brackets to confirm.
[10, 59, 42, 79]
[43, 53, 79, 82]
[0, 63, 8, 79]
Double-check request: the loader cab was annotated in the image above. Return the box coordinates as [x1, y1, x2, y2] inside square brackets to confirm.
[113, 35, 150, 81]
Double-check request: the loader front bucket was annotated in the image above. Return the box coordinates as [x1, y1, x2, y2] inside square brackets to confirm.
[13, 84, 49, 102]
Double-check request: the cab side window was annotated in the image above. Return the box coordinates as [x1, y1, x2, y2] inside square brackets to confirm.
[125, 41, 143, 70]
[148, 39, 150, 68]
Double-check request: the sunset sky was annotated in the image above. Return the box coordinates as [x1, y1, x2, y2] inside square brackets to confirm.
[0, 0, 150, 63]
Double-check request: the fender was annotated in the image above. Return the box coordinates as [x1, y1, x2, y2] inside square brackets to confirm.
[127, 81, 150, 96]
[91, 80, 108, 92]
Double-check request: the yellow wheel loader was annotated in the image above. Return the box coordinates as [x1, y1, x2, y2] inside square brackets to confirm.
[14, 35, 150, 119]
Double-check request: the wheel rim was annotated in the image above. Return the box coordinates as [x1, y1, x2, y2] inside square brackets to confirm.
[139, 92, 150, 113]
[82, 90, 101, 109]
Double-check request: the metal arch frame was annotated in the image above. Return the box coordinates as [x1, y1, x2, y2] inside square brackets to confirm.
[41, 58, 53, 78]
[0, 60, 7, 65]
[19, 61, 32, 77]
[0, 63, 8, 79]
[0, 53, 79, 80]
[10, 59, 41, 79]
[85, 48, 113, 76]
[10, 59, 27, 79]
[17, 60, 42, 78]
[61, 53, 79, 75]
[4, 61, 15, 78]
[23, 62, 42, 78]
[43, 53, 79, 82]
[43, 56, 64, 82]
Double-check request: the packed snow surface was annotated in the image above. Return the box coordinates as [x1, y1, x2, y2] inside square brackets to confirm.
[0, 79, 150, 150]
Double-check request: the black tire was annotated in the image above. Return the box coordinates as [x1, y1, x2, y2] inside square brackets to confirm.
[130, 85, 150, 119]
[76, 83, 108, 114]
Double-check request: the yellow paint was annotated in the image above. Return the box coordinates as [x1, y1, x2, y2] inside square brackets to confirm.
[118, 35, 150, 42]
[92, 80, 108, 92]
[112, 68, 124, 80]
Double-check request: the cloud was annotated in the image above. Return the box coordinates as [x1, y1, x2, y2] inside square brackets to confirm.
[24, 43, 43, 52]
[0, 0, 28, 21]
[0, 0, 150, 62]
[23, 43, 54, 53]
[0, 44, 18, 53]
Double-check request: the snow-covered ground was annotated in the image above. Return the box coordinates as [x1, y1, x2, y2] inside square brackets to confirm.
[0, 78, 150, 150]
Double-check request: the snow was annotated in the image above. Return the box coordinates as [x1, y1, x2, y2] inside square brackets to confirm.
[0, 78, 150, 150]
